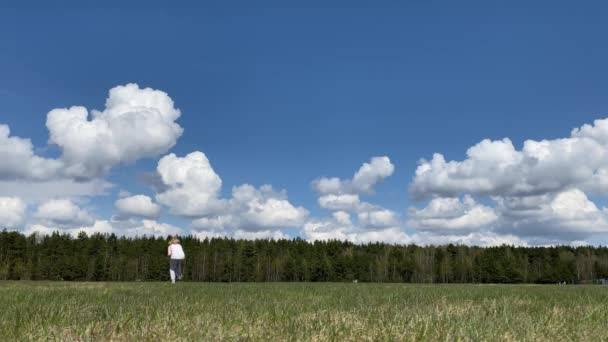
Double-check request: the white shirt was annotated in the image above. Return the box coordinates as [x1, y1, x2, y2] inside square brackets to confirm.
[168, 244, 185, 259]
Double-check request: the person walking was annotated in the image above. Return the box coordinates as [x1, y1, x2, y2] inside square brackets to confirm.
[167, 238, 185, 284]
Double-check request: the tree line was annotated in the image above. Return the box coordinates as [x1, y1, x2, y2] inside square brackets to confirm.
[1, 229, 607, 283]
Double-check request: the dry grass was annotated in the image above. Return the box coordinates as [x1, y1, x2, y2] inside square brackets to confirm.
[0, 282, 607, 341]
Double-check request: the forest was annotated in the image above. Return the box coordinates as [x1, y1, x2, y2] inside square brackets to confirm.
[1, 229, 607, 283]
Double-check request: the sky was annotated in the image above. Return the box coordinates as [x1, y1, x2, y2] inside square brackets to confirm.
[2, 1, 608, 246]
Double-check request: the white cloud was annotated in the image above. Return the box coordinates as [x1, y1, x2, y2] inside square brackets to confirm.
[191, 184, 308, 231]
[46, 83, 183, 179]
[190, 216, 231, 231]
[34, 199, 94, 226]
[313, 156, 394, 195]
[0, 196, 26, 228]
[1, 84, 183, 185]
[306, 156, 406, 243]
[0, 84, 181, 216]
[0, 124, 62, 181]
[351, 156, 395, 193]
[495, 189, 608, 238]
[318, 194, 360, 211]
[228, 184, 308, 229]
[357, 206, 400, 229]
[312, 177, 343, 195]
[408, 195, 498, 232]
[155, 151, 224, 217]
[190, 229, 226, 240]
[24, 220, 113, 237]
[155, 151, 307, 237]
[333, 211, 352, 225]
[301, 218, 409, 244]
[350, 227, 411, 244]
[408, 117, 608, 242]
[301, 218, 352, 242]
[23, 218, 182, 237]
[407, 191, 608, 242]
[410, 118, 608, 198]
[233, 229, 289, 240]
[124, 219, 182, 236]
[407, 231, 529, 247]
[115, 194, 160, 219]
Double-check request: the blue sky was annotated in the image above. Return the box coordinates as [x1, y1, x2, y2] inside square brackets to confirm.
[2, 1, 608, 245]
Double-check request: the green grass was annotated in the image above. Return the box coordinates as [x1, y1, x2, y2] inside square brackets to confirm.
[0, 282, 606, 341]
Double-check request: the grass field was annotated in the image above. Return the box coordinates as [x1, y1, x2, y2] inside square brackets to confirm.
[0, 282, 606, 341]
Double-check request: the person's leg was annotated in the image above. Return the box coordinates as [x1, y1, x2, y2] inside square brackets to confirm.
[169, 259, 177, 284]
[177, 260, 183, 280]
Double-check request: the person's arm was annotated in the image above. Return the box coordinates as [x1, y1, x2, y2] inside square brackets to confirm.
[167, 245, 172, 257]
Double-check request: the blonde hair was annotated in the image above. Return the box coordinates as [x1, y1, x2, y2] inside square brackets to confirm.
[168, 237, 180, 245]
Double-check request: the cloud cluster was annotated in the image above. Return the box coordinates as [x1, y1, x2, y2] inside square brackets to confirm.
[494, 189, 608, 238]
[303, 157, 405, 243]
[302, 218, 409, 244]
[0, 83, 181, 208]
[411, 119, 608, 198]
[5, 82, 608, 246]
[2, 84, 182, 183]
[24, 218, 182, 238]
[409, 117, 608, 243]
[191, 184, 308, 231]
[155, 151, 307, 238]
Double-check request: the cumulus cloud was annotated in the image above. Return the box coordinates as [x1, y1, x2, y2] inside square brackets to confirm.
[0, 124, 62, 181]
[155, 151, 307, 238]
[24, 220, 114, 237]
[34, 199, 94, 226]
[115, 194, 161, 219]
[227, 184, 308, 229]
[351, 156, 395, 193]
[1, 83, 182, 185]
[0, 197, 26, 228]
[155, 151, 224, 217]
[494, 189, 608, 239]
[0, 83, 181, 231]
[408, 231, 529, 247]
[233, 229, 289, 240]
[24, 218, 182, 237]
[410, 118, 608, 198]
[46, 83, 183, 179]
[313, 156, 394, 195]
[191, 184, 308, 231]
[301, 218, 408, 244]
[408, 195, 498, 232]
[304, 156, 405, 243]
[408, 117, 608, 243]
[125, 219, 182, 236]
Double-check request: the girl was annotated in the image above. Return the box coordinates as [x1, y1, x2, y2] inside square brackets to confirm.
[167, 238, 185, 283]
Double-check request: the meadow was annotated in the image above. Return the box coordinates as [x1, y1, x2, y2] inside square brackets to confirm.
[0, 282, 606, 341]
